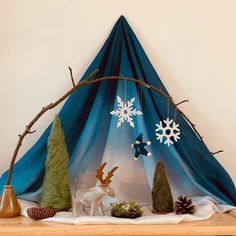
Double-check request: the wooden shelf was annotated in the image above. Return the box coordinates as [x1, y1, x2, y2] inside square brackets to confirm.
[0, 213, 236, 236]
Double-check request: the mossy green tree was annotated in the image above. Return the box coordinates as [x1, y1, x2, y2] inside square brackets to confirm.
[152, 161, 173, 213]
[40, 115, 72, 210]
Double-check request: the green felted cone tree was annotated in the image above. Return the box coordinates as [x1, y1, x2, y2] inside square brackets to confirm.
[40, 115, 71, 211]
[152, 161, 173, 213]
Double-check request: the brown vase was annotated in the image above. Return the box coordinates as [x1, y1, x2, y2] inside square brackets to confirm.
[0, 185, 20, 217]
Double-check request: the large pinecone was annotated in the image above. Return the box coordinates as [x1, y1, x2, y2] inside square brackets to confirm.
[27, 207, 56, 220]
[175, 195, 195, 214]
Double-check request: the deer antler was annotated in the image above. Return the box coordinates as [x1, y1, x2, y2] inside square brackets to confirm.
[104, 166, 118, 184]
[96, 162, 107, 184]
[96, 162, 118, 185]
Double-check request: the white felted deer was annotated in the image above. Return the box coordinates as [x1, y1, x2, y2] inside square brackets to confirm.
[73, 162, 118, 216]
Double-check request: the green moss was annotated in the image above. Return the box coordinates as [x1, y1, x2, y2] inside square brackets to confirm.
[111, 201, 142, 219]
[40, 115, 72, 211]
[152, 161, 173, 213]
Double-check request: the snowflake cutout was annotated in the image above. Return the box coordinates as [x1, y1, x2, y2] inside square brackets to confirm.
[110, 96, 143, 128]
[155, 118, 180, 146]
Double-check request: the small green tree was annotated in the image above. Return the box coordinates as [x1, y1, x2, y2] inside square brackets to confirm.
[152, 161, 173, 213]
[40, 115, 72, 210]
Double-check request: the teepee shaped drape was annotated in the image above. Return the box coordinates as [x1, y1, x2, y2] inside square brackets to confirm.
[1, 16, 235, 206]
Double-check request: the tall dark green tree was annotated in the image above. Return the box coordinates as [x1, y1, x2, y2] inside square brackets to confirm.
[152, 161, 173, 213]
[40, 115, 71, 210]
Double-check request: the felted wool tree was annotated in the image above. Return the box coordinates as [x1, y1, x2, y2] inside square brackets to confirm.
[152, 161, 173, 213]
[40, 115, 71, 210]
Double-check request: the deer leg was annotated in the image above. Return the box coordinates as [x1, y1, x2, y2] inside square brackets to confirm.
[98, 199, 105, 216]
[90, 199, 99, 216]
[73, 200, 80, 217]
[80, 200, 89, 215]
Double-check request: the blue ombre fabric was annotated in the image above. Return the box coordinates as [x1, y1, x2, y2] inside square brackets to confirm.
[1, 16, 235, 205]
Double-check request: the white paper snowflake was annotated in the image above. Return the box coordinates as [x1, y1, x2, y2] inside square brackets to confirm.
[110, 96, 143, 128]
[155, 118, 180, 146]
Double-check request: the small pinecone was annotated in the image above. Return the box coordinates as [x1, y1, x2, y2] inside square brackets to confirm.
[175, 195, 195, 214]
[27, 207, 56, 220]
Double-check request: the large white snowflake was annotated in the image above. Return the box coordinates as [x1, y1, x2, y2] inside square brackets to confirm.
[110, 96, 143, 128]
[155, 118, 180, 146]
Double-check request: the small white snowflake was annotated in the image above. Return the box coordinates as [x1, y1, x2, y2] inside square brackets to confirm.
[155, 118, 180, 146]
[110, 96, 143, 128]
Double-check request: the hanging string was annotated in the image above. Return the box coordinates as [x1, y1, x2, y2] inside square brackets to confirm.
[167, 98, 170, 118]
[174, 108, 177, 122]
[139, 78, 143, 131]
[125, 80, 127, 104]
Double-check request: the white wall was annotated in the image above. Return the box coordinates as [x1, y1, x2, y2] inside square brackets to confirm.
[0, 0, 235, 184]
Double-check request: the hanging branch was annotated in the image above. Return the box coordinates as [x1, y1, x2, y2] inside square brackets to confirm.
[82, 76, 223, 154]
[82, 76, 207, 145]
[6, 68, 223, 185]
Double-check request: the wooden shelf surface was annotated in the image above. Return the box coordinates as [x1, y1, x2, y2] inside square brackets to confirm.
[0, 212, 236, 236]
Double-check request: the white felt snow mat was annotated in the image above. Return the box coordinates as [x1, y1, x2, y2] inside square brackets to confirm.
[19, 196, 236, 225]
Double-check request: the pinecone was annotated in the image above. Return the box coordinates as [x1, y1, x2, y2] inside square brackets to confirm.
[175, 195, 195, 214]
[27, 207, 56, 220]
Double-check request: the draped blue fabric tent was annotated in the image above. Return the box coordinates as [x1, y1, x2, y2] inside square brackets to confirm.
[1, 16, 235, 206]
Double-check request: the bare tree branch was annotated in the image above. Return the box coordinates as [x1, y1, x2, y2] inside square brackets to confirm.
[6, 68, 221, 185]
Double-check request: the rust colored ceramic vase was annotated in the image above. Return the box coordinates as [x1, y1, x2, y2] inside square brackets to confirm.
[0, 185, 20, 217]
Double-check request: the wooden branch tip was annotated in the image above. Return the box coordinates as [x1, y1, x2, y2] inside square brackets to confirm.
[176, 100, 189, 106]
[68, 66, 76, 87]
[211, 150, 224, 155]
